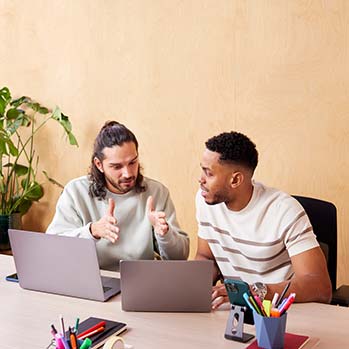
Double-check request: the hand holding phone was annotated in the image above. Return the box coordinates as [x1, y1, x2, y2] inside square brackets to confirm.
[224, 279, 251, 305]
[224, 278, 254, 324]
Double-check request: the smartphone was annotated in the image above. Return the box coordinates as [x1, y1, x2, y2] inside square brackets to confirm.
[224, 278, 254, 324]
[5, 272, 19, 282]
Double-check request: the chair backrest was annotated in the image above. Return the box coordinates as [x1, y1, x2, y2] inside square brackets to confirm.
[293, 195, 337, 291]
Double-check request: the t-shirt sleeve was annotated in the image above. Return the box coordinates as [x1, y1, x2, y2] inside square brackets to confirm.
[282, 198, 319, 257]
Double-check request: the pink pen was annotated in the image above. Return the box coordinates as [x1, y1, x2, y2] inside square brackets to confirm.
[279, 293, 296, 315]
[54, 333, 70, 349]
[54, 334, 65, 349]
[254, 295, 267, 316]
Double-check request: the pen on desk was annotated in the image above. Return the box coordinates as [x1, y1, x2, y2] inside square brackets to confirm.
[60, 314, 66, 340]
[77, 320, 106, 339]
[78, 326, 105, 340]
[275, 281, 291, 307]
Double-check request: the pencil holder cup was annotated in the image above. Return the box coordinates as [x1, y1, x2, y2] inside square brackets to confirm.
[55, 338, 83, 349]
[253, 312, 287, 349]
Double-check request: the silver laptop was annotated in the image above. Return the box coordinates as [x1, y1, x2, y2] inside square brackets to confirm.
[120, 260, 213, 312]
[8, 229, 120, 302]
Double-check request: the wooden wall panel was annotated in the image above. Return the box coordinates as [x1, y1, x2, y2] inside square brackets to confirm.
[1, 0, 348, 286]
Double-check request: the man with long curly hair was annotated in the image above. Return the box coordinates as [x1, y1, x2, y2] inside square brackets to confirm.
[47, 121, 189, 269]
[195, 131, 331, 309]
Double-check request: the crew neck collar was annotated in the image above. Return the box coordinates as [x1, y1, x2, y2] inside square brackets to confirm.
[225, 181, 258, 214]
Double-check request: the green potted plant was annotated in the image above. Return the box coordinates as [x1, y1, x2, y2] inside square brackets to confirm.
[0, 86, 78, 250]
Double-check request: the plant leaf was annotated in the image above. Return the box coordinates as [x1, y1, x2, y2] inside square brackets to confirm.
[6, 108, 24, 120]
[0, 172, 5, 193]
[18, 112, 31, 127]
[42, 170, 64, 188]
[16, 199, 32, 214]
[6, 117, 23, 135]
[24, 182, 44, 201]
[0, 86, 11, 116]
[28, 102, 41, 112]
[52, 106, 62, 121]
[68, 132, 79, 146]
[0, 137, 8, 156]
[38, 106, 49, 114]
[12, 164, 29, 176]
[4, 163, 27, 175]
[21, 177, 29, 189]
[10, 96, 30, 108]
[52, 107, 79, 146]
[60, 113, 72, 132]
[6, 138, 19, 157]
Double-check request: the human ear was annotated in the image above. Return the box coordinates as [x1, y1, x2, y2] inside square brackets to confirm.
[231, 171, 243, 188]
[94, 157, 104, 173]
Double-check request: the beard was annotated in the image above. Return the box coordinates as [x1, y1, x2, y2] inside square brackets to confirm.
[105, 174, 137, 194]
[201, 186, 231, 206]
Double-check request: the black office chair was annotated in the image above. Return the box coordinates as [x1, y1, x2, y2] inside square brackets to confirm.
[293, 195, 349, 306]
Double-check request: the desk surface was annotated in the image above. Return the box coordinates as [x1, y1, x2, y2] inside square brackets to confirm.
[1, 255, 348, 349]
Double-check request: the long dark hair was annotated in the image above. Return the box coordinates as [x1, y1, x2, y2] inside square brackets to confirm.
[88, 121, 146, 199]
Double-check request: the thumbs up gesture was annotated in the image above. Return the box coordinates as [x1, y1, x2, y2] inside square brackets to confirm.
[90, 198, 120, 243]
[146, 196, 169, 236]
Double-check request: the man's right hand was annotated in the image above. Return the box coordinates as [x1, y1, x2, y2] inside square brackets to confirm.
[211, 283, 229, 310]
[90, 198, 119, 243]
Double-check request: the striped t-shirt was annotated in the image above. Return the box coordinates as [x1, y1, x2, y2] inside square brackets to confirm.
[196, 181, 318, 284]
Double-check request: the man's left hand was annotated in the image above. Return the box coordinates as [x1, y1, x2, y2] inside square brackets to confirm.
[146, 196, 169, 236]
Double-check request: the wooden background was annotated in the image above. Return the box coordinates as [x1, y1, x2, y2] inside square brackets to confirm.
[1, 1, 348, 286]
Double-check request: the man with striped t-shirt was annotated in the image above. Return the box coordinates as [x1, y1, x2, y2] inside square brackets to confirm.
[195, 131, 331, 309]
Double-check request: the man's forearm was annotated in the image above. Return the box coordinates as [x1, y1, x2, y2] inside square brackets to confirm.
[156, 228, 189, 260]
[195, 252, 220, 284]
[265, 274, 332, 304]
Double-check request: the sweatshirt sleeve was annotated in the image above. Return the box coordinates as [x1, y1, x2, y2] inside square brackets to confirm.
[46, 185, 95, 239]
[154, 190, 189, 260]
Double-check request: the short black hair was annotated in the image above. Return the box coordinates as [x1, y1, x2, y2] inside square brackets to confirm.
[205, 131, 258, 172]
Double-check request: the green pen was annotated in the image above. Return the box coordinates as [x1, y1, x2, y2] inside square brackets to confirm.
[79, 338, 92, 349]
[75, 317, 80, 333]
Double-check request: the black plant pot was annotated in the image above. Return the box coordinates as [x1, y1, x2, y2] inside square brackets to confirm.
[0, 214, 22, 250]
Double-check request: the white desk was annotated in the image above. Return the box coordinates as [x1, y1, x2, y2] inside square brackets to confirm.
[0, 255, 348, 349]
